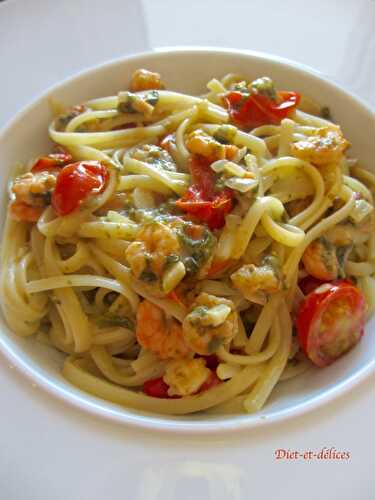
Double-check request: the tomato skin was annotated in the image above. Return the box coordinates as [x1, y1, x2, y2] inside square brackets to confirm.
[206, 259, 233, 278]
[143, 377, 174, 399]
[51, 161, 108, 216]
[176, 156, 233, 230]
[176, 187, 233, 230]
[296, 280, 366, 367]
[199, 371, 220, 392]
[143, 369, 219, 398]
[188, 155, 216, 195]
[299, 276, 326, 296]
[167, 289, 186, 308]
[224, 90, 300, 130]
[31, 152, 72, 173]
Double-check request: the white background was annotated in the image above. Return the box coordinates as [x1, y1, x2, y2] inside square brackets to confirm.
[1, 1, 375, 498]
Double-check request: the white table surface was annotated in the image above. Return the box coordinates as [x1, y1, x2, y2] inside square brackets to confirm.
[1, 1, 375, 498]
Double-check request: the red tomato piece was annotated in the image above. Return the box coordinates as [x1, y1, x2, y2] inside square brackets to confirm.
[167, 289, 186, 308]
[188, 156, 216, 196]
[296, 280, 366, 367]
[143, 370, 220, 398]
[206, 259, 233, 279]
[299, 276, 326, 296]
[199, 371, 220, 392]
[31, 152, 72, 173]
[52, 161, 108, 216]
[176, 156, 233, 230]
[176, 188, 233, 230]
[224, 90, 300, 130]
[143, 377, 173, 399]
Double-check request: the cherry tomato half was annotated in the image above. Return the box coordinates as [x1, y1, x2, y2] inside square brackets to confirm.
[296, 280, 366, 367]
[31, 152, 72, 173]
[52, 161, 108, 216]
[176, 156, 233, 230]
[199, 371, 220, 392]
[224, 90, 300, 130]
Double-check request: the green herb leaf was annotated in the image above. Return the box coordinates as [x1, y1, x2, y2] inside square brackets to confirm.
[145, 90, 159, 106]
[96, 315, 134, 330]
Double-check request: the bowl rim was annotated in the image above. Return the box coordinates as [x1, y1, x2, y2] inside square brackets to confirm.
[1, 46, 375, 434]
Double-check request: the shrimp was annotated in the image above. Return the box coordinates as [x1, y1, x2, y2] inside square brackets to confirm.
[125, 221, 181, 282]
[231, 256, 282, 303]
[163, 358, 211, 396]
[302, 237, 338, 281]
[9, 171, 56, 222]
[182, 293, 238, 355]
[135, 300, 190, 359]
[290, 126, 349, 166]
[9, 202, 44, 222]
[185, 129, 238, 161]
[130, 69, 164, 92]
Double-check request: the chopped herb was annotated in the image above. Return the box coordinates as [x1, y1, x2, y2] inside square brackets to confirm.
[57, 105, 86, 128]
[145, 90, 159, 106]
[233, 81, 249, 93]
[214, 177, 226, 191]
[117, 92, 138, 114]
[262, 254, 285, 288]
[164, 254, 180, 270]
[193, 306, 209, 318]
[250, 77, 277, 101]
[96, 315, 134, 330]
[179, 225, 216, 275]
[319, 237, 336, 272]
[213, 124, 237, 145]
[183, 257, 199, 274]
[132, 144, 176, 172]
[188, 306, 209, 327]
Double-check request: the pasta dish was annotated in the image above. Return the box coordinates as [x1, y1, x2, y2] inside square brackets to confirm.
[1, 68, 374, 415]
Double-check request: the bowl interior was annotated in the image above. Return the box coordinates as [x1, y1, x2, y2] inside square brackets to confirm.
[1, 48, 375, 432]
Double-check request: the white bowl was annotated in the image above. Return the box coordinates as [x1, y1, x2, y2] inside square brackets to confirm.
[1, 47, 375, 433]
